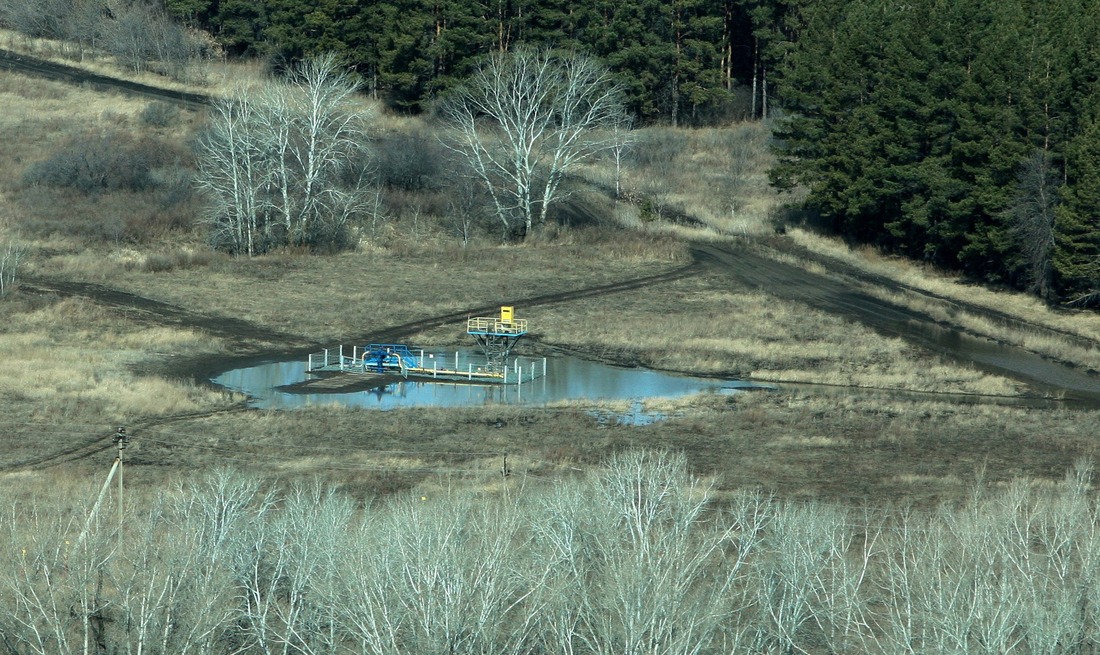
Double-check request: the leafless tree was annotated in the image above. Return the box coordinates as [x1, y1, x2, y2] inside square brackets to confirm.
[0, 0, 70, 40]
[531, 451, 769, 655]
[196, 89, 269, 255]
[265, 54, 369, 247]
[875, 465, 1100, 655]
[9, 459, 1100, 655]
[1007, 149, 1060, 300]
[110, 493, 241, 655]
[439, 48, 624, 239]
[233, 482, 352, 655]
[195, 54, 372, 255]
[0, 494, 116, 655]
[59, 0, 103, 61]
[447, 174, 485, 247]
[0, 239, 26, 296]
[607, 113, 636, 200]
[752, 501, 865, 655]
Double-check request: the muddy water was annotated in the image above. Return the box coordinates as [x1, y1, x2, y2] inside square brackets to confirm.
[888, 318, 1100, 405]
[212, 352, 766, 410]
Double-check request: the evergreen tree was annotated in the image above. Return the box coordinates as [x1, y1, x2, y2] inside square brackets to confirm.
[1054, 113, 1100, 304]
[212, 0, 268, 56]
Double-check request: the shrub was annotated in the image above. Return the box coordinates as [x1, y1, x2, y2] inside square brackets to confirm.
[140, 101, 181, 128]
[630, 128, 688, 168]
[23, 131, 157, 194]
[137, 248, 215, 273]
[374, 129, 446, 190]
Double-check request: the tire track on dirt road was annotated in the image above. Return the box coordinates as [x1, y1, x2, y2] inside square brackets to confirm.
[692, 241, 1100, 404]
[0, 48, 210, 108]
[6, 263, 702, 471]
[22, 278, 309, 349]
[1, 406, 253, 472]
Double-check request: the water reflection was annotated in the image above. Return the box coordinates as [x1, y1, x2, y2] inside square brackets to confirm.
[212, 351, 765, 410]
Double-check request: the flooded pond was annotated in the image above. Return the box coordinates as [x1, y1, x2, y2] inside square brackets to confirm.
[212, 351, 765, 410]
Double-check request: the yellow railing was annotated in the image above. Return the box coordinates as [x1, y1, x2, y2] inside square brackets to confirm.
[467, 316, 528, 334]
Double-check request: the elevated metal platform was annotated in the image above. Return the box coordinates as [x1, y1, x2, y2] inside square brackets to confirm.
[467, 306, 527, 372]
[305, 306, 540, 386]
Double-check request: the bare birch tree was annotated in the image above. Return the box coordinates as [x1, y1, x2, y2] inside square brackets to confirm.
[753, 501, 862, 655]
[234, 482, 353, 655]
[195, 54, 372, 254]
[196, 89, 269, 255]
[0, 239, 26, 296]
[110, 495, 238, 655]
[607, 114, 636, 200]
[439, 48, 625, 239]
[0, 495, 116, 655]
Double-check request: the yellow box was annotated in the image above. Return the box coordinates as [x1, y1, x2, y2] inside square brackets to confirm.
[500, 306, 514, 324]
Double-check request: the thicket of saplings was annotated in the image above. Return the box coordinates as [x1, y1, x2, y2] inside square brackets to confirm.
[5, 450, 1100, 655]
[6, 102, 691, 260]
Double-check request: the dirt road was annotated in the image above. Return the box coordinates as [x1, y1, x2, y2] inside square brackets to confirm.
[23, 238, 1100, 407]
[0, 48, 209, 108]
[4, 48, 1097, 404]
[695, 240, 1100, 404]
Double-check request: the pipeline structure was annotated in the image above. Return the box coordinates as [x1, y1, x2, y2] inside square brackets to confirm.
[307, 307, 546, 385]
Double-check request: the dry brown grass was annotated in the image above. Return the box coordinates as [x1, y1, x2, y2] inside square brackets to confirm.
[782, 228, 1100, 371]
[581, 123, 792, 237]
[5, 383, 1080, 508]
[0, 297, 230, 425]
[0, 27, 214, 92]
[30, 238, 686, 345]
[1, 55, 1095, 509]
[535, 276, 1019, 396]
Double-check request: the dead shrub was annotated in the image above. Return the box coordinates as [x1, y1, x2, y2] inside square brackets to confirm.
[140, 101, 181, 128]
[630, 127, 688, 168]
[138, 248, 214, 273]
[22, 130, 165, 195]
[374, 129, 448, 191]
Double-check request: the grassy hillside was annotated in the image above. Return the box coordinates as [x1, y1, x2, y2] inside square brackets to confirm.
[0, 44, 1096, 507]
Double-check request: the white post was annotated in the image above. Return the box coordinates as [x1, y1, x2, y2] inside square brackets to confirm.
[420, 349, 424, 367]
[468, 364, 473, 380]
[504, 366, 508, 384]
[455, 351, 459, 369]
[308, 353, 314, 371]
[324, 348, 329, 367]
[514, 359, 518, 375]
[518, 364, 523, 389]
[543, 357, 547, 378]
[74, 458, 121, 550]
